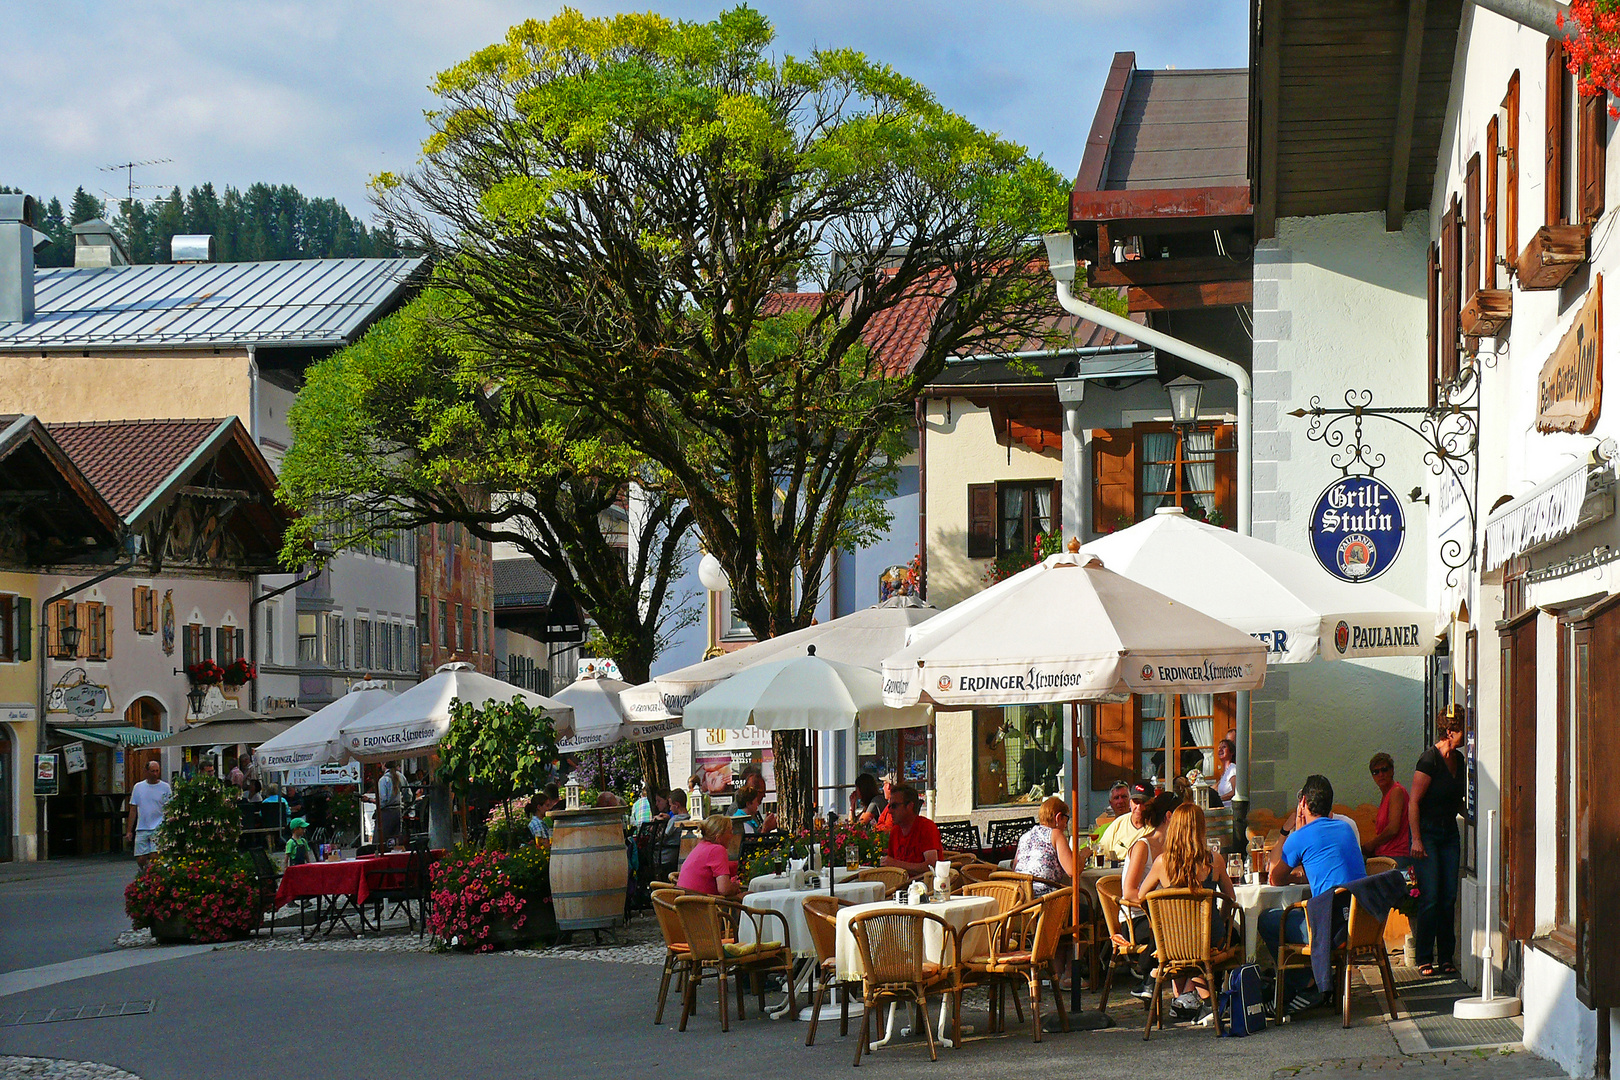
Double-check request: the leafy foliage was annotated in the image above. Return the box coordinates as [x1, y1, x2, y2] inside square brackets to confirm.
[428, 844, 551, 951]
[155, 776, 242, 863]
[437, 697, 561, 808]
[375, 6, 1092, 827]
[735, 818, 890, 886]
[124, 856, 258, 942]
[983, 529, 1063, 586]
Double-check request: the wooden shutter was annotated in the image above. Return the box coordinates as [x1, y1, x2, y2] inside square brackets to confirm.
[1577, 597, 1620, 1006]
[1427, 242, 1440, 405]
[182, 624, 195, 668]
[1485, 118, 1500, 290]
[1465, 153, 1481, 300]
[1092, 700, 1137, 791]
[1440, 198, 1461, 384]
[1049, 480, 1063, 538]
[1499, 610, 1538, 941]
[966, 483, 996, 558]
[1214, 423, 1237, 528]
[1549, 38, 1567, 225]
[100, 604, 111, 659]
[1505, 72, 1521, 266]
[234, 628, 245, 666]
[1580, 89, 1607, 223]
[1091, 427, 1137, 534]
[74, 603, 88, 659]
[17, 598, 29, 662]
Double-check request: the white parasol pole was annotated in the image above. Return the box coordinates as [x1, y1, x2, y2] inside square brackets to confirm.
[1454, 809, 1521, 1019]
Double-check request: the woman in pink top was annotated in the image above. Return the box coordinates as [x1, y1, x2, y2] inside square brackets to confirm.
[1364, 752, 1411, 860]
[676, 814, 741, 897]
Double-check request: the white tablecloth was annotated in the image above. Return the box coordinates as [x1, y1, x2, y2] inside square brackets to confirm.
[747, 866, 864, 894]
[740, 882, 887, 957]
[834, 896, 997, 982]
[1232, 881, 1310, 962]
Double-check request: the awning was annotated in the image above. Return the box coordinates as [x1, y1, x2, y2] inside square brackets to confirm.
[1485, 460, 1613, 571]
[53, 725, 166, 749]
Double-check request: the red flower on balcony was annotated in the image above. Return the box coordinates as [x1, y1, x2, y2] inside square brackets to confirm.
[1562, 2, 1620, 119]
[222, 659, 257, 687]
[186, 660, 225, 686]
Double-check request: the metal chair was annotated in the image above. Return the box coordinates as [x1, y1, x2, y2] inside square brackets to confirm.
[365, 836, 432, 937]
[854, 866, 910, 899]
[802, 894, 855, 1046]
[673, 895, 796, 1033]
[1142, 887, 1243, 1039]
[246, 847, 280, 938]
[961, 888, 1073, 1042]
[934, 820, 981, 857]
[848, 909, 962, 1066]
[985, 817, 1036, 860]
[1094, 874, 1151, 1011]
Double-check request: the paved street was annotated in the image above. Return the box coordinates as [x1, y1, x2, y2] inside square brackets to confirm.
[0, 865, 1565, 1080]
[0, 860, 135, 975]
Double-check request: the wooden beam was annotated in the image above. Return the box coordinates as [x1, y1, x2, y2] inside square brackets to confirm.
[1386, 0, 1429, 231]
[1128, 279, 1255, 312]
[1070, 185, 1254, 224]
[1074, 52, 1136, 196]
[1256, 0, 1283, 239]
[1091, 256, 1254, 288]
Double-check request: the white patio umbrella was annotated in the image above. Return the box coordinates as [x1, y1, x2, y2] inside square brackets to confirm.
[1082, 506, 1436, 663]
[882, 548, 1267, 709]
[254, 683, 398, 772]
[338, 663, 575, 763]
[652, 596, 937, 717]
[553, 676, 684, 749]
[684, 647, 932, 732]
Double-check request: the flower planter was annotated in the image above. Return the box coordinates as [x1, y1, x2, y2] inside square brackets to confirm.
[150, 916, 194, 943]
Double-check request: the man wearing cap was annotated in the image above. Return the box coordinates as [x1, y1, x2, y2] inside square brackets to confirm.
[1094, 780, 1155, 862]
[286, 818, 317, 865]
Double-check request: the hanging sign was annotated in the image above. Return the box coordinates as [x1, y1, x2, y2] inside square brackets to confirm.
[1308, 475, 1405, 583]
[35, 753, 59, 796]
[1537, 274, 1602, 434]
[62, 742, 87, 774]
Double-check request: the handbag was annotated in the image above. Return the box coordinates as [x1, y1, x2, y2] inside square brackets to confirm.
[1219, 963, 1266, 1036]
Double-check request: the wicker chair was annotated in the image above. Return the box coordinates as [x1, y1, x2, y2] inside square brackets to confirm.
[1142, 887, 1243, 1039]
[1339, 889, 1401, 1027]
[1273, 889, 1362, 1022]
[1094, 874, 1151, 1011]
[987, 870, 1039, 904]
[958, 862, 998, 885]
[848, 909, 962, 1066]
[802, 894, 855, 1046]
[854, 866, 910, 898]
[1364, 856, 1398, 875]
[651, 891, 692, 1025]
[961, 887, 1073, 1042]
[673, 894, 796, 1033]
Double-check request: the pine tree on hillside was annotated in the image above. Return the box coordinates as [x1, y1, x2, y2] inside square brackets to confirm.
[68, 187, 104, 225]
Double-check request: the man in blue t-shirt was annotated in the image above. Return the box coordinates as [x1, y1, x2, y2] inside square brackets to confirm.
[1260, 773, 1366, 1012]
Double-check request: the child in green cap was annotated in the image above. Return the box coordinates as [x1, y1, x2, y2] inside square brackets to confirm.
[286, 817, 316, 865]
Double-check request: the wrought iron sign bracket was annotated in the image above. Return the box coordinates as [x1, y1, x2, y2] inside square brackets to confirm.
[1289, 367, 1481, 586]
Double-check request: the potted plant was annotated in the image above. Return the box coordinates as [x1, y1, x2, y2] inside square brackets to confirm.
[124, 776, 260, 943]
[186, 659, 225, 686]
[222, 658, 257, 687]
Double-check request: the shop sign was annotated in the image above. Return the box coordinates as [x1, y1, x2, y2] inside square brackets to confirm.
[2, 704, 36, 724]
[1308, 475, 1404, 583]
[62, 742, 87, 774]
[1537, 275, 1603, 434]
[287, 761, 361, 787]
[34, 753, 58, 796]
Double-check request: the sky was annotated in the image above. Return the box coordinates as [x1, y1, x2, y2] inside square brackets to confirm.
[1, 1, 1249, 221]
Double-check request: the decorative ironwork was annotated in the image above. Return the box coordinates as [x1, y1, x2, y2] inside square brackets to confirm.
[1289, 367, 1480, 586]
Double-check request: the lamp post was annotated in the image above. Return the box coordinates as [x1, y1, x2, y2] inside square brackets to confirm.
[1166, 375, 1204, 515]
[186, 683, 208, 719]
[697, 552, 730, 660]
[57, 617, 80, 658]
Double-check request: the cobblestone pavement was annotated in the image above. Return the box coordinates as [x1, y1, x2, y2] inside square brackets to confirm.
[1275, 1049, 1564, 1079]
[0, 1058, 142, 1080]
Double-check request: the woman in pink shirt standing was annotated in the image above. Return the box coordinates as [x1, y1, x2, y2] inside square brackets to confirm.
[676, 815, 741, 897]
[1363, 752, 1411, 862]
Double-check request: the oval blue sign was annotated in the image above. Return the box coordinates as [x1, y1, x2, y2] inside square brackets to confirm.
[1308, 475, 1404, 583]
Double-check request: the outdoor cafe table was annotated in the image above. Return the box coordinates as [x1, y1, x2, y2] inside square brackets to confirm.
[746, 866, 863, 894]
[739, 880, 887, 957]
[1232, 881, 1310, 963]
[275, 851, 442, 938]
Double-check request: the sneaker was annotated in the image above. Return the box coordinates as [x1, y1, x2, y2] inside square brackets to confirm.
[1168, 991, 1202, 1020]
[1130, 977, 1157, 1000]
[1195, 1004, 1216, 1027]
[1284, 988, 1327, 1015]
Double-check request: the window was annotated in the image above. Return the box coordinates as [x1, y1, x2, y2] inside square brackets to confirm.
[973, 704, 1064, 807]
[132, 586, 156, 634]
[263, 600, 278, 665]
[1138, 694, 1221, 779]
[438, 601, 449, 649]
[0, 594, 30, 663]
[1137, 425, 1227, 523]
[325, 613, 345, 669]
[484, 611, 492, 654]
[998, 481, 1056, 557]
[182, 622, 205, 667]
[455, 604, 465, 652]
[858, 726, 930, 787]
[76, 602, 109, 660]
[354, 618, 370, 670]
[215, 626, 243, 667]
[297, 613, 319, 663]
[471, 608, 480, 655]
[406, 625, 418, 670]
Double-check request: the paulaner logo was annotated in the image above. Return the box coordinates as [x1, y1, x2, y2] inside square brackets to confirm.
[1150, 660, 1250, 683]
[1348, 624, 1423, 650]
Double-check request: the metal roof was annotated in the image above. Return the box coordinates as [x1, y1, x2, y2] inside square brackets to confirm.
[0, 256, 425, 351]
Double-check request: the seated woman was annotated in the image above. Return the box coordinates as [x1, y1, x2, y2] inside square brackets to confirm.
[1014, 795, 1083, 895]
[848, 772, 884, 826]
[285, 817, 317, 865]
[676, 814, 742, 897]
[1136, 802, 1238, 1024]
[730, 786, 770, 836]
[1116, 791, 1180, 1000]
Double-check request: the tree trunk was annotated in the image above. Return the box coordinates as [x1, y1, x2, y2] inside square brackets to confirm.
[637, 741, 670, 796]
[772, 730, 814, 831]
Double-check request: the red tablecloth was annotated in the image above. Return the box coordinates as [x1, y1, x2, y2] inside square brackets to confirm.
[274, 850, 445, 908]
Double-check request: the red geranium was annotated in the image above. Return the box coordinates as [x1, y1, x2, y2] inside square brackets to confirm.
[1562, 2, 1620, 118]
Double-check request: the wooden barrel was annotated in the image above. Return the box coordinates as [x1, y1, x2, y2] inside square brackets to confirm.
[549, 807, 630, 931]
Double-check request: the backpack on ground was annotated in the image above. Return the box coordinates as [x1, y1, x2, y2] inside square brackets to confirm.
[1220, 963, 1266, 1036]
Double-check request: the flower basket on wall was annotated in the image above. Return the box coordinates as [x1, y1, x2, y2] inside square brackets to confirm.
[222, 659, 257, 687]
[187, 660, 225, 686]
[1563, 1, 1620, 118]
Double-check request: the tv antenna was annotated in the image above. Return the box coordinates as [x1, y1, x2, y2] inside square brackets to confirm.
[99, 158, 172, 205]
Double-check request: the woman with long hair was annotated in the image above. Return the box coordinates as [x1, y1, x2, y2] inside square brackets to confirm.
[1137, 803, 1237, 1024]
[1115, 791, 1181, 1000]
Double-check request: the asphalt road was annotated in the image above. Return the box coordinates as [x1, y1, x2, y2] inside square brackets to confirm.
[0, 858, 134, 974]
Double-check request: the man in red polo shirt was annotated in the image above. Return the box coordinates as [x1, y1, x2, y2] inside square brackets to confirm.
[880, 783, 941, 875]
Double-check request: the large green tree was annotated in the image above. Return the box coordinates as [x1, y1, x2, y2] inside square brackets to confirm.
[374, 6, 1088, 827]
[277, 293, 695, 791]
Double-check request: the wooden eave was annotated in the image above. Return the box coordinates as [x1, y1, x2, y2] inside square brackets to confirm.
[1070, 186, 1253, 230]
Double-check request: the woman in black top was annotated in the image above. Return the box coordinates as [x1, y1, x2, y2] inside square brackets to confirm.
[1408, 707, 1467, 976]
[849, 772, 884, 825]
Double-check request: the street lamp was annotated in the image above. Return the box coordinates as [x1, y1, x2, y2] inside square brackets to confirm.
[58, 613, 80, 657]
[697, 553, 730, 593]
[186, 683, 208, 718]
[1166, 375, 1204, 430]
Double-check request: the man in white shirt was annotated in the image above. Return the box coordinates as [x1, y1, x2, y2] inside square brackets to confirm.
[1095, 780, 1155, 862]
[125, 759, 172, 869]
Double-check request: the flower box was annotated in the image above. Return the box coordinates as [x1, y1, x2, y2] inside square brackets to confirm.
[1516, 225, 1587, 291]
[1459, 288, 1512, 337]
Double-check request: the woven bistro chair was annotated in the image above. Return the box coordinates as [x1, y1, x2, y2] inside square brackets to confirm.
[1094, 874, 1151, 1012]
[1364, 856, 1398, 875]
[1274, 890, 1360, 1023]
[1340, 889, 1401, 1027]
[1142, 887, 1243, 1039]
[961, 887, 1073, 1042]
[673, 894, 795, 1033]
[802, 894, 856, 1046]
[958, 861, 998, 885]
[848, 909, 963, 1066]
[854, 866, 910, 899]
[651, 890, 694, 1025]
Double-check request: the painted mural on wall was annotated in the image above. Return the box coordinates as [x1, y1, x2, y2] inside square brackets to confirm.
[161, 589, 175, 655]
[47, 667, 113, 717]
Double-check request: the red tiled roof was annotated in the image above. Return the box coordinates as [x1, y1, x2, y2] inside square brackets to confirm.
[46, 418, 226, 518]
[762, 291, 827, 315]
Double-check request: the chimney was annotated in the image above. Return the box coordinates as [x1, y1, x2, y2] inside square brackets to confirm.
[0, 194, 44, 324]
[73, 218, 131, 269]
[171, 234, 215, 264]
